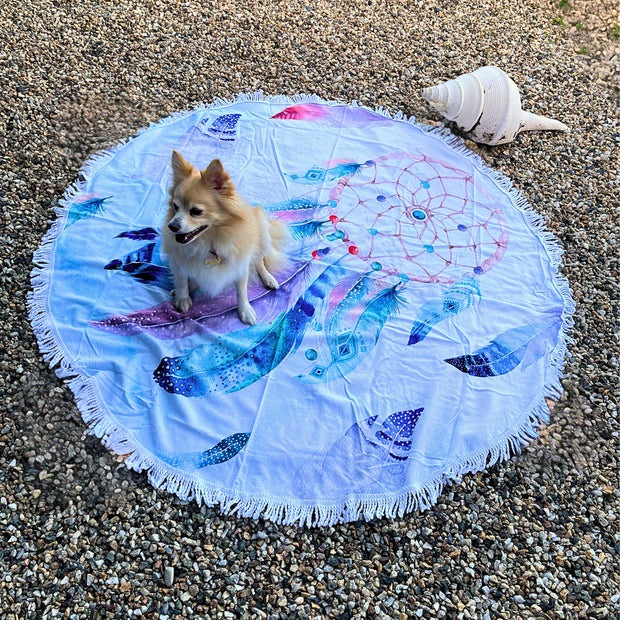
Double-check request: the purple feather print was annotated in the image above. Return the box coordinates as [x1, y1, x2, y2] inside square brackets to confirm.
[116, 227, 160, 241]
[262, 198, 331, 224]
[361, 408, 423, 462]
[91, 261, 311, 339]
[324, 272, 375, 325]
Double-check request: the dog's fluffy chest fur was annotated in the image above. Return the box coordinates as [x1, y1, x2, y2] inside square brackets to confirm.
[165, 234, 251, 298]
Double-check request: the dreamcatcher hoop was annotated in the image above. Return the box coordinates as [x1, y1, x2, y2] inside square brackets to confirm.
[324, 153, 508, 284]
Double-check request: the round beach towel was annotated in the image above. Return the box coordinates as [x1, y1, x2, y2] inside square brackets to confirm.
[29, 95, 573, 525]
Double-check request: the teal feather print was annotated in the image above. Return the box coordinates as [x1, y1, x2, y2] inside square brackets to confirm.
[263, 197, 328, 213]
[67, 196, 112, 226]
[287, 162, 365, 185]
[324, 272, 375, 354]
[408, 277, 480, 345]
[156, 433, 250, 470]
[289, 219, 329, 240]
[302, 283, 406, 382]
[155, 314, 306, 384]
[445, 320, 560, 377]
[154, 262, 347, 395]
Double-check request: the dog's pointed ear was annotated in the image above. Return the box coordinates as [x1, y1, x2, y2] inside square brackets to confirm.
[201, 159, 230, 192]
[171, 150, 194, 184]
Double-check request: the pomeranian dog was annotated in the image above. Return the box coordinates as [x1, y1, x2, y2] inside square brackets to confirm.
[162, 151, 289, 325]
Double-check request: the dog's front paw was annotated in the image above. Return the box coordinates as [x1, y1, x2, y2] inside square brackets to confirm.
[262, 273, 279, 290]
[238, 304, 257, 326]
[174, 296, 193, 313]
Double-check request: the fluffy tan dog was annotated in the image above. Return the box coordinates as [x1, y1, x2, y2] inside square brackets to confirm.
[162, 151, 288, 325]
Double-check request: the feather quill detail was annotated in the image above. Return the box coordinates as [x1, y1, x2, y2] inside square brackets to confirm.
[153, 262, 348, 395]
[444, 320, 560, 377]
[289, 219, 329, 240]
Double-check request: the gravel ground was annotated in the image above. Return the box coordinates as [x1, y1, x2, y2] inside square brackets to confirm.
[1, 0, 619, 618]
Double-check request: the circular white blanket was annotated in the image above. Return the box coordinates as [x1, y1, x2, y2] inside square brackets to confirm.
[30, 96, 573, 525]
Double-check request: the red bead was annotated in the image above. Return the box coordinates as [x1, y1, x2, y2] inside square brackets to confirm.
[348, 245, 359, 255]
[329, 215, 339, 223]
[311, 250, 321, 260]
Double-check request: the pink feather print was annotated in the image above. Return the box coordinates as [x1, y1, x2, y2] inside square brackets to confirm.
[271, 104, 331, 122]
[271, 104, 383, 127]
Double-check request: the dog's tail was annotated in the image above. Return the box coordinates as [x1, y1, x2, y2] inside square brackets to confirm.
[264, 218, 291, 273]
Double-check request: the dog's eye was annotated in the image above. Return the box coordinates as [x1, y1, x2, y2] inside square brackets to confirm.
[190, 208, 203, 217]
[173, 202, 180, 211]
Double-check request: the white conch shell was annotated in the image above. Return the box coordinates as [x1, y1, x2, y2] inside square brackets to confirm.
[421, 66, 569, 146]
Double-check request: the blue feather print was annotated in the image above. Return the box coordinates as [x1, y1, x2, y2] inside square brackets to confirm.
[107, 242, 157, 266]
[156, 433, 250, 470]
[116, 227, 159, 241]
[408, 277, 480, 345]
[202, 113, 241, 143]
[153, 262, 348, 396]
[156, 321, 286, 385]
[67, 196, 112, 226]
[127, 265, 173, 288]
[364, 408, 424, 461]
[105, 242, 173, 290]
[445, 321, 559, 377]
[303, 283, 406, 382]
[289, 219, 329, 240]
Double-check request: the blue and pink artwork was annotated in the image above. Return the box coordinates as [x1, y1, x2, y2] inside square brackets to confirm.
[30, 97, 573, 525]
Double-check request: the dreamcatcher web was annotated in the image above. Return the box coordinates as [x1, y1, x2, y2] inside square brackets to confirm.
[322, 153, 509, 284]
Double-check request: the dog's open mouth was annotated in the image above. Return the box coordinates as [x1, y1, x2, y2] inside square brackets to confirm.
[175, 225, 208, 245]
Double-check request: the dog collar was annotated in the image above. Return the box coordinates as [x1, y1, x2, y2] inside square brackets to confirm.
[205, 248, 224, 267]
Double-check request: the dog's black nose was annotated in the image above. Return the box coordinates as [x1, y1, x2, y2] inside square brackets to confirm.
[168, 222, 180, 233]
